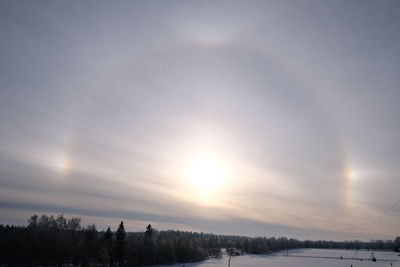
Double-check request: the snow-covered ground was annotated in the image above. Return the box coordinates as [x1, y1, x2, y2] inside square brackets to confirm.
[156, 249, 400, 267]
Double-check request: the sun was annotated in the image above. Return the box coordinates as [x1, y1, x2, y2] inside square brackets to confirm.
[187, 154, 226, 192]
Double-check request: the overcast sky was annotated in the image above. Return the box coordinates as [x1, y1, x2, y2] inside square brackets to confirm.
[1, 0, 400, 241]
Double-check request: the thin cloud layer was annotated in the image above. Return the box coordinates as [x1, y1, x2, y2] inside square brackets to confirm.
[1, 0, 400, 240]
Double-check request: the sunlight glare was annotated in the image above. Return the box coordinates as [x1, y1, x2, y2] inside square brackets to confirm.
[347, 168, 361, 181]
[53, 155, 69, 175]
[187, 154, 226, 192]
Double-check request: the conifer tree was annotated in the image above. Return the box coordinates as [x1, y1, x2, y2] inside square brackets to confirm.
[115, 221, 126, 265]
[104, 226, 113, 265]
[145, 224, 153, 237]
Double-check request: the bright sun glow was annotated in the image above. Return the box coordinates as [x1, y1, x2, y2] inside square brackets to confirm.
[347, 168, 361, 181]
[187, 154, 226, 192]
[53, 155, 69, 175]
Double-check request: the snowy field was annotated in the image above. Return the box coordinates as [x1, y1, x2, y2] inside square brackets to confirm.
[156, 249, 400, 267]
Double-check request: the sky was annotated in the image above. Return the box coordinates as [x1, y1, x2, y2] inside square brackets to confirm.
[0, 0, 400, 241]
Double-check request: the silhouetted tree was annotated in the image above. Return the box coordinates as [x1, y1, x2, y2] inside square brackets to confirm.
[394, 236, 400, 252]
[67, 217, 82, 231]
[115, 221, 126, 265]
[145, 224, 153, 237]
[101, 226, 113, 265]
[143, 224, 156, 264]
[28, 214, 38, 227]
[83, 224, 98, 264]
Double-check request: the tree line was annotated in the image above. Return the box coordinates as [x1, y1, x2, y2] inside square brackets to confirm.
[0, 214, 398, 266]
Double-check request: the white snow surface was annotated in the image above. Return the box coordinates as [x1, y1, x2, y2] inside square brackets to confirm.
[155, 249, 400, 267]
